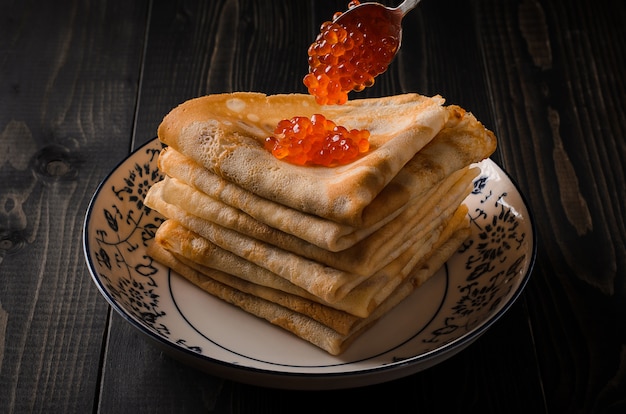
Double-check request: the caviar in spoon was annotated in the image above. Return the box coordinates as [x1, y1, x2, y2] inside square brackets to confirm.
[304, 0, 421, 105]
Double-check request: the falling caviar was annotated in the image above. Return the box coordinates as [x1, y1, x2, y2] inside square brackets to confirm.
[303, 0, 400, 105]
[264, 114, 370, 167]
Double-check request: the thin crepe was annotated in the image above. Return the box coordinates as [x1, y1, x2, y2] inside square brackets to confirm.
[157, 92, 450, 226]
[147, 226, 471, 355]
[157, 98, 496, 232]
[144, 168, 475, 304]
[146, 166, 477, 275]
[151, 204, 469, 318]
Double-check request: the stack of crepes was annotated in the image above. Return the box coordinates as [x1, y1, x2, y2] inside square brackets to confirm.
[144, 92, 497, 355]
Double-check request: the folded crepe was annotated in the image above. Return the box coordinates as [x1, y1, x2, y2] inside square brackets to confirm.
[144, 167, 475, 305]
[145, 165, 477, 275]
[147, 224, 471, 355]
[156, 100, 494, 251]
[148, 202, 469, 318]
[157, 92, 454, 226]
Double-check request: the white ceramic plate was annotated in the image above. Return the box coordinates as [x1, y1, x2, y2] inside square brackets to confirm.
[83, 138, 535, 390]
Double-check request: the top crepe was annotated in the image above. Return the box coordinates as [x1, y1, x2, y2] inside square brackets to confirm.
[157, 92, 449, 225]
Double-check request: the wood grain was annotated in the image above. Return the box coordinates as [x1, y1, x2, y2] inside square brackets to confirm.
[477, 0, 626, 412]
[0, 0, 148, 412]
[1, 0, 624, 412]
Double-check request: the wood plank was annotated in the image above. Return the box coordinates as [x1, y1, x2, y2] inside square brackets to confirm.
[476, 0, 626, 411]
[0, 0, 149, 413]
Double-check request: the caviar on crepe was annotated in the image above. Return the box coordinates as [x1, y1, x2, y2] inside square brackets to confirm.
[264, 114, 370, 167]
[303, 0, 400, 105]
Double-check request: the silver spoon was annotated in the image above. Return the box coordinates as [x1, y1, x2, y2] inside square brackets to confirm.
[334, 0, 422, 51]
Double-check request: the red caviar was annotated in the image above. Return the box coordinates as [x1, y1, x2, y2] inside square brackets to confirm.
[264, 114, 370, 166]
[303, 0, 400, 105]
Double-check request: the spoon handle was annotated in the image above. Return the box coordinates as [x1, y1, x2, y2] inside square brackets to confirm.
[396, 0, 421, 16]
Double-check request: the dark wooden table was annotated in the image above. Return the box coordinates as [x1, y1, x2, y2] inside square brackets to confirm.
[2, 0, 625, 412]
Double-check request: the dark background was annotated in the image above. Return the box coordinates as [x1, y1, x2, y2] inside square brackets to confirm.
[1, 0, 624, 412]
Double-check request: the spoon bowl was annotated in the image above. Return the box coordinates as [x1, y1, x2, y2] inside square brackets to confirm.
[334, 0, 422, 52]
[304, 0, 422, 104]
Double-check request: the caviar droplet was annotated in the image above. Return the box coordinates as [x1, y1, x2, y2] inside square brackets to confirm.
[304, 0, 400, 105]
[265, 114, 370, 166]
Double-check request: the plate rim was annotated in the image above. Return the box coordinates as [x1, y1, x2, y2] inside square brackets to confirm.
[82, 137, 537, 389]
